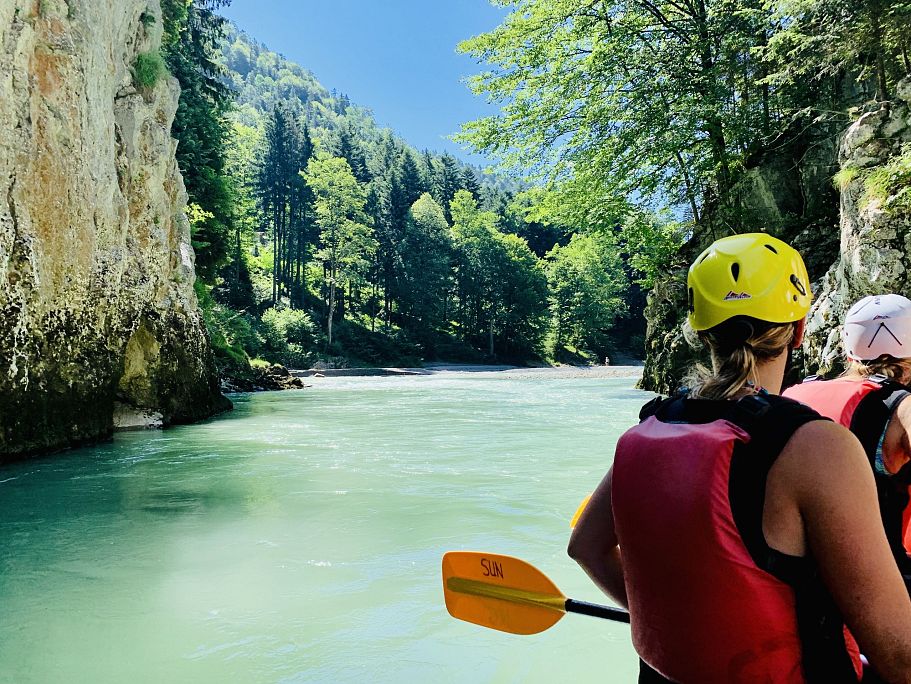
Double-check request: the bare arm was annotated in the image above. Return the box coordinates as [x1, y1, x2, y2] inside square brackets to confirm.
[567, 467, 628, 608]
[780, 421, 911, 683]
[882, 395, 911, 475]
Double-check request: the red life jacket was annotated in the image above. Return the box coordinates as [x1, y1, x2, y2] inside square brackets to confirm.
[784, 377, 911, 571]
[783, 377, 888, 428]
[612, 394, 862, 684]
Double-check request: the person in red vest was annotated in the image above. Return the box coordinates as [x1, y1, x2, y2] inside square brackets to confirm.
[569, 235, 911, 684]
[784, 294, 911, 582]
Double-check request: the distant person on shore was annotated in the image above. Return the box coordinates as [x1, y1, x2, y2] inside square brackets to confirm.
[568, 234, 911, 683]
[784, 294, 911, 587]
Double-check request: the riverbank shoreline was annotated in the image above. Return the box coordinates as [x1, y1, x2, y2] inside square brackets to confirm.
[293, 363, 645, 380]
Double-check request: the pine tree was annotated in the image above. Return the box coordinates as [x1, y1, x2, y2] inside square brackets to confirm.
[161, 0, 234, 283]
[399, 194, 452, 344]
[337, 122, 371, 184]
[437, 154, 463, 223]
[287, 120, 316, 307]
[365, 179, 391, 331]
[461, 166, 483, 200]
[257, 104, 304, 305]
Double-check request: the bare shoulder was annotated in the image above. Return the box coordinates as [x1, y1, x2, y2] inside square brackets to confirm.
[777, 419, 870, 485]
[895, 392, 911, 429]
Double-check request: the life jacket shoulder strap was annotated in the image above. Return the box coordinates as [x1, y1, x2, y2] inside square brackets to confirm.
[727, 395, 827, 580]
[729, 394, 827, 466]
[850, 379, 911, 460]
[638, 395, 668, 422]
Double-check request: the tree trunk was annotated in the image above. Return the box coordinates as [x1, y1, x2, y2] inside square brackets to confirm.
[489, 315, 495, 358]
[272, 204, 280, 305]
[371, 279, 378, 333]
[328, 277, 336, 347]
[870, 3, 889, 101]
[675, 151, 701, 224]
[694, 0, 730, 194]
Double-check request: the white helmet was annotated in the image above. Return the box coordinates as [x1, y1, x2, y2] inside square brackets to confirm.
[842, 294, 911, 361]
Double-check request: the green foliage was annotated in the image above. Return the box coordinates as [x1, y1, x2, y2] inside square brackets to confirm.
[451, 191, 549, 357]
[261, 308, 318, 348]
[330, 320, 422, 367]
[200, 9, 651, 369]
[257, 307, 318, 368]
[304, 154, 376, 345]
[132, 51, 167, 90]
[396, 193, 452, 342]
[765, 0, 911, 102]
[863, 144, 911, 213]
[546, 233, 628, 355]
[163, 0, 235, 284]
[194, 280, 260, 378]
[257, 104, 316, 307]
[833, 166, 861, 191]
[621, 213, 688, 288]
[457, 0, 779, 221]
[493, 232, 550, 358]
[503, 189, 569, 258]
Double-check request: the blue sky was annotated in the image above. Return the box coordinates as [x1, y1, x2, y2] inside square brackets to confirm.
[220, 1, 509, 166]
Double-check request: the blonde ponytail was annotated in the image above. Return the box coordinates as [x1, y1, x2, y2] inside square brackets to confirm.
[845, 356, 911, 384]
[689, 319, 796, 400]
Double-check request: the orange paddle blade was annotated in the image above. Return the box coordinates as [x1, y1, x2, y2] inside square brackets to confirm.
[442, 551, 567, 635]
[570, 495, 592, 528]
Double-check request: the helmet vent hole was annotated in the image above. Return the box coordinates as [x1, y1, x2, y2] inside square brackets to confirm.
[764, 244, 778, 254]
[688, 288, 695, 313]
[731, 263, 740, 282]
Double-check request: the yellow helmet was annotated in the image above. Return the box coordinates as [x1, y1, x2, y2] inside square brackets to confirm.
[687, 233, 812, 332]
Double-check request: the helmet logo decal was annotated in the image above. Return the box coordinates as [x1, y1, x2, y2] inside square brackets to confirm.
[724, 291, 752, 301]
[867, 322, 903, 349]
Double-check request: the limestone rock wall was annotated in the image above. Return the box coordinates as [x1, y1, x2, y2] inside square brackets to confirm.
[803, 85, 911, 374]
[0, 0, 229, 460]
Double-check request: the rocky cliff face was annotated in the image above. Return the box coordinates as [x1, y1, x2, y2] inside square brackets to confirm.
[0, 0, 229, 460]
[640, 125, 842, 393]
[804, 84, 911, 374]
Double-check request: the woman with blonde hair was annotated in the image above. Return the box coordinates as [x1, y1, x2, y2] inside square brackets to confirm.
[569, 234, 911, 683]
[785, 294, 911, 581]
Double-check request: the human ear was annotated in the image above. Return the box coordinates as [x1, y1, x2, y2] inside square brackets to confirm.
[792, 318, 807, 349]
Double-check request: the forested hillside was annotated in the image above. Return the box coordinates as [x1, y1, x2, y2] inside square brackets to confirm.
[166, 6, 646, 383]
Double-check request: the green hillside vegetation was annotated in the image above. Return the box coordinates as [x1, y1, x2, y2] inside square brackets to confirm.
[167, 4, 657, 378]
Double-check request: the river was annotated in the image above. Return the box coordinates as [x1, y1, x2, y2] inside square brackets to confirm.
[0, 371, 648, 683]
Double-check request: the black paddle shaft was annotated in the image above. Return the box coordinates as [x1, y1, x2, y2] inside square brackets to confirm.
[565, 598, 631, 624]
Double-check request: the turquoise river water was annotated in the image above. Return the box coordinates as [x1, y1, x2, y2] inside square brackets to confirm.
[0, 373, 649, 683]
